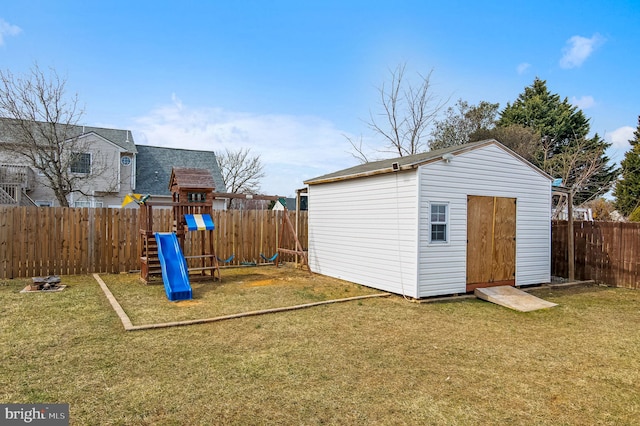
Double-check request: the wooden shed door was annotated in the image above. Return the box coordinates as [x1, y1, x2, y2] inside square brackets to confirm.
[466, 195, 516, 292]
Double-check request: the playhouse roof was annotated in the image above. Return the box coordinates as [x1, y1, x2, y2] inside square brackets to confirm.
[304, 139, 551, 185]
[169, 167, 216, 192]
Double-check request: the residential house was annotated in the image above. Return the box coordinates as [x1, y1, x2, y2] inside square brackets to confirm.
[134, 145, 226, 209]
[272, 196, 308, 211]
[0, 118, 137, 207]
[0, 119, 227, 208]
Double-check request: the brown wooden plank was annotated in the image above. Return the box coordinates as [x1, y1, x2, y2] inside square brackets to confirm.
[466, 195, 494, 285]
[491, 197, 516, 283]
[466, 279, 515, 292]
[94, 208, 102, 273]
[0, 207, 8, 278]
[66, 208, 74, 274]
[1, 207, 12, 278]
[124, 208, 134, 273]
[10, 207, 19, 278]
[106, 208, 113, 273]
[80, 208, 90, 274]
[19, 207, 28, 277]
[30, 207, 41, 277]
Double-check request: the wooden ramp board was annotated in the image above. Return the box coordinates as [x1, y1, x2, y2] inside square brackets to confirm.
[474, 286, 558, 312]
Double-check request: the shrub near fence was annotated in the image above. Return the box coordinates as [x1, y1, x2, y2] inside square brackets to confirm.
[552, 220, 640, 289]
[0, 207, 308, 279]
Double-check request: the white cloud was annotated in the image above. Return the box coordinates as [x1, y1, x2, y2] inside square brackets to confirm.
[607, 126, 634, 150]
[571, 95, 596, 109]
[0, 18, 22, 46]
[605, 126, 634, 165]
[131, 99, 357, 196]
[516, 63, 530, 75]
[559, 34, 604, 69]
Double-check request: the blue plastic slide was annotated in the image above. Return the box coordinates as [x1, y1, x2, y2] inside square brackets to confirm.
[155, 232, 192, 301]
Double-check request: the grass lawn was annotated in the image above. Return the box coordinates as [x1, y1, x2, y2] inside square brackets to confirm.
[99, 265, 385, 326]
[1, 267, 639, 425]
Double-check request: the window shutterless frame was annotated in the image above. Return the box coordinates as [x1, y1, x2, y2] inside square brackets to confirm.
[429, 202, 448, 243]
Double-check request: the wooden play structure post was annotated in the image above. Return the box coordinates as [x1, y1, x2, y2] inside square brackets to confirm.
[552, 186, 575, 282]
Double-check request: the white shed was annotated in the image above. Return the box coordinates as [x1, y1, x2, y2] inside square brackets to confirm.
[303, 140, 552, 298]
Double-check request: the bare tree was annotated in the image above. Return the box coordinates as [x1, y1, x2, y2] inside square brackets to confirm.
[355, 63, 447, 161]
[345, 133, 370, 163]
[216, 147, 265, 209]
[539, 136, 616, 218]
[0, 65, 113, 206]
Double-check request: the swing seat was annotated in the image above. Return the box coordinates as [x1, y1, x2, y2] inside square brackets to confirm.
[260, 253, 278, 263]
[216, 254, 235, 264]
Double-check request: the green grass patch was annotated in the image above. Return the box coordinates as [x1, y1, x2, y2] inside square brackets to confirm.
[1, 273, 639, 425]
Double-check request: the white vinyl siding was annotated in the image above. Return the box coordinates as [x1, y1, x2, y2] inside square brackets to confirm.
[308, 172, 419, 298]
[307, 141, 551, 299]
[417, 144, 551, 298]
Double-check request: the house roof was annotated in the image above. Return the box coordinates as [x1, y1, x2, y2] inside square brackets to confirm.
[0, 118, 137, 153]
[69, 125, 137, 153]
[304, 139, 552, 185]
[135, 145, 227, 196]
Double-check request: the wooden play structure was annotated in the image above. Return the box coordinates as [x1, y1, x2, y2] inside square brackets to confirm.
[139, 167, 309, 284]
[139, 168, 220, 283]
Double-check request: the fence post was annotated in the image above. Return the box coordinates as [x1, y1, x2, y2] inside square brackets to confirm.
[568, 192, 575, 281]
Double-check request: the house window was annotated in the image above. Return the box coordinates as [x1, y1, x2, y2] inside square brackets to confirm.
[74, 200, 103, 208]
[35, 200, 53, 207]
[70, 152, 91, 174]
[430, 203, 448, 243]
[121, 155, 132, 166]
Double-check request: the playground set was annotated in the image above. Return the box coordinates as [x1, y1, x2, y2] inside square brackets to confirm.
[136, 167, 308, 301]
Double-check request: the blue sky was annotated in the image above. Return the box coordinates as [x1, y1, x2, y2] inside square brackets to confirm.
[1, 1, 639, 196]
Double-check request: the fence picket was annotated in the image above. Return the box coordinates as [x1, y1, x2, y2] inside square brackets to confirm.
[0, 206, 309, 279]
[552, 220, 640, 289]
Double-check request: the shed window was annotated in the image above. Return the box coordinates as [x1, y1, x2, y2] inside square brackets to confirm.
[430, 203, 448, 243]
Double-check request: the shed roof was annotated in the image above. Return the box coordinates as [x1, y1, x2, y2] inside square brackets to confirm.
[304, 139, 551, 185]
[135, 145, 226, 196]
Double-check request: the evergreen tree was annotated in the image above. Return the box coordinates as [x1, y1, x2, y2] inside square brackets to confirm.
[498, 77, 618, 204]
[499, 77, 590, 153]
[429, 99, 499, 150]
[614, 116, 640, 216]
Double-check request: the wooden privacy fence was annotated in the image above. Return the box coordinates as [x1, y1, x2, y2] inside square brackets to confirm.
[0, 207, 308, 279]
[552, 220, 640, 289]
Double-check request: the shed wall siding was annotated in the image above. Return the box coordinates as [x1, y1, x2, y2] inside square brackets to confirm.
[417, 144, 551, 297]
[308, 172, 419, 297]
